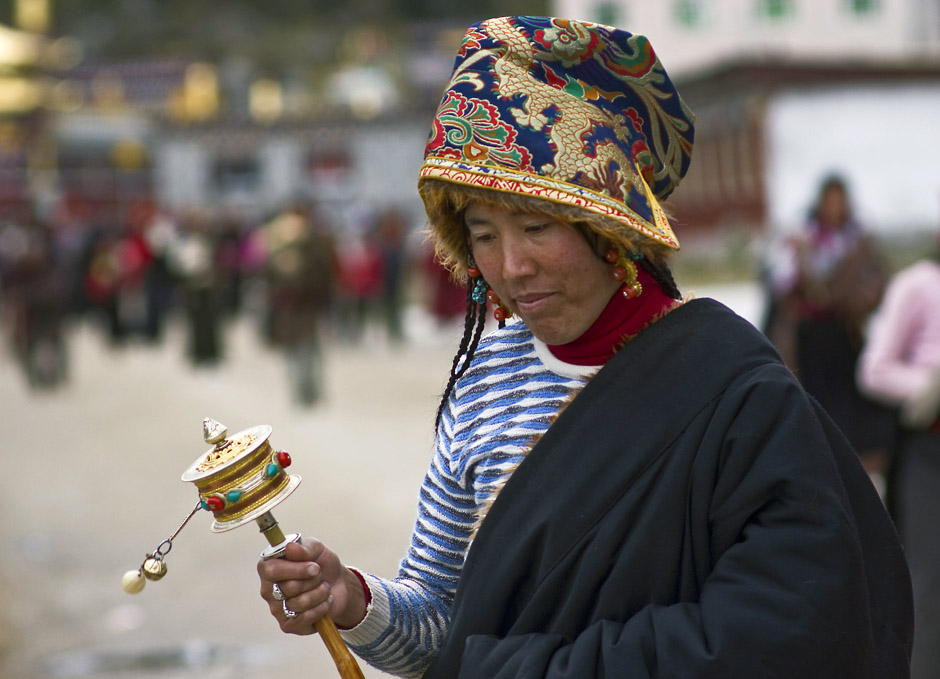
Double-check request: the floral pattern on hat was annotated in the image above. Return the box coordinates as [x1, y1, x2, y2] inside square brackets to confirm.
[428, 91, 535, 171]
[533, 19, 602, 66]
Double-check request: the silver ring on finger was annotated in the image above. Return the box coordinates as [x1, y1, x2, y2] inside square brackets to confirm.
[283, 599, 298, 618]
[272, 583, 285, 601]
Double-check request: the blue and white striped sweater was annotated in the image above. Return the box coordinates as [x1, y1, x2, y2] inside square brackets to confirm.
[341, 320, 598, 677]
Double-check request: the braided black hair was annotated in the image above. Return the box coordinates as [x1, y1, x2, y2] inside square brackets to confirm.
[434, 281, 488, 430]
[638, 256, 681, 300]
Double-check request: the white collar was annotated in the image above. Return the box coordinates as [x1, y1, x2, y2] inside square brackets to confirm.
[531, 334, 601, 379]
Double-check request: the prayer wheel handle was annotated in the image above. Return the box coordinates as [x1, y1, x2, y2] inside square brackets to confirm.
[258, 514, 365, 679]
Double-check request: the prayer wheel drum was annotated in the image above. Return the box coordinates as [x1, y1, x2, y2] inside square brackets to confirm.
[181, 421, 302, 533]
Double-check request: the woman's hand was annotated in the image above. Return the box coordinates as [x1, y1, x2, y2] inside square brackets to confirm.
[257, 537, 367, 635]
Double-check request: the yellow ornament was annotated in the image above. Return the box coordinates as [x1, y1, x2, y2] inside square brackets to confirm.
[142, 557, 168, 581]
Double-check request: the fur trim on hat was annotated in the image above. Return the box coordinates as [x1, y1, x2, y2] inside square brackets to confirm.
[419, 177, 676, 282]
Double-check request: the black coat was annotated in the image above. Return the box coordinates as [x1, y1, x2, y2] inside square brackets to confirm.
[424, 299, 912, 678]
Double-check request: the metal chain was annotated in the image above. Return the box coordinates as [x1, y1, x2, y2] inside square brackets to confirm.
[149, 500, 203, 560]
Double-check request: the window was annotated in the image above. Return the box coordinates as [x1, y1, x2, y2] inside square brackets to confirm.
[595, 2, 621, 27]
[213, 156, 259, 196]
[757, 0, 793, 19]
[675, 0, 705, 27]
[848, 0, 878, 15]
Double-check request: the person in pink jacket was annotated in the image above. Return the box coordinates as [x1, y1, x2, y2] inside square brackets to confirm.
[858, 235, 940, 679]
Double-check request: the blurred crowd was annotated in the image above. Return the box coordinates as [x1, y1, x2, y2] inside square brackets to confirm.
[0, 194, 467, 401]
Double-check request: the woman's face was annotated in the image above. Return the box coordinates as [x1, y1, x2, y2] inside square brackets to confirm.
[465, 203, 620, 345]
[818, 185, 849, 228]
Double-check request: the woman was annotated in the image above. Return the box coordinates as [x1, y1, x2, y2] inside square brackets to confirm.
[764, 175, 895, 478]
[858, 239, 940, 679]
[258, 17, 912, 678]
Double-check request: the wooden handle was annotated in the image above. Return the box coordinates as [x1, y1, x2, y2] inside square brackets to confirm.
[316, 616, 366, 679]
[257, 513, 365, 679]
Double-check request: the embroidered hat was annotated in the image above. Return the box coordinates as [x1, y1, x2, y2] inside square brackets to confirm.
[418, 16, 695, 251]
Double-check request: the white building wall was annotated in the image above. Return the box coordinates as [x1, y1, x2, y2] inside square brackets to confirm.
[349, 124, 429, 215]
[551, 0, 940, 76]
[764, 82, 940, 234]
[258, 139, 302, 208]
[154, 140, 210, 210]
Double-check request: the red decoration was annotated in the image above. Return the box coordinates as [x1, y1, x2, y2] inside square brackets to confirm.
[277, 451, 292, 468]
[206, 496, 225, 512]
[604, 249, 619, 264]
[486, 289, 500, 304]
[494, 306, 507, 322]
[622, 284, 641, 299]
[612, 265, 627, 282]
[467, 266, 480, 278]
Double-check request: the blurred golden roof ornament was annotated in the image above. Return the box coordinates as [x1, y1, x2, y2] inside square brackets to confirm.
[0, 22, 82, 69]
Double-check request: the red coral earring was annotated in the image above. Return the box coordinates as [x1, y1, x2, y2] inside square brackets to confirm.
[486, 288, 511, 322]
[604, 248, 643, 299]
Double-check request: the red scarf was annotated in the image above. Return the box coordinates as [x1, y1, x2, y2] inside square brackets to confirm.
[547, 267, 677, 366]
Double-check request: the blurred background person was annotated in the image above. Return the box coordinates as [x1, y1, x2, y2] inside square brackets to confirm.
[0, 211, 69, 389]
[420, 241, 466, 331]
[858, 231, 940, 679]
[81, 226, 126, 347]
[259, 199, 336, 405]
[375, 206, 409, 345]
[49, 193, 94, 322]
[215, 209, 249, 319]
[763, 174, 895, 490]
[334, 213, 384, 344]
[114, 201, 156, 341]
[167, 210, 225, 367]
[137, 200, 181, 343]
